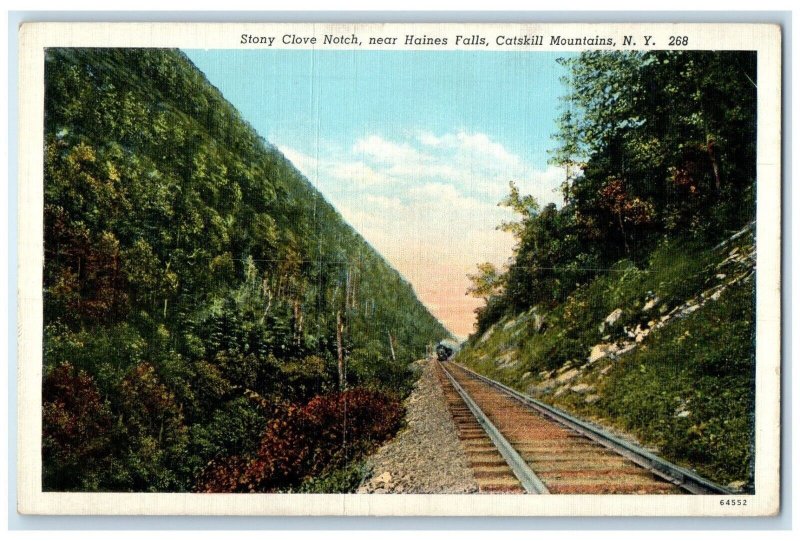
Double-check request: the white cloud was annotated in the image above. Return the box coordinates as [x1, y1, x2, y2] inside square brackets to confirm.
[418, 131, 519, 168]
[352, 135, 422, 166]
[487, 164, 566, 206]
[455, 132, 520, 166]
[409, 182, 464, 203]
[279, 144, 393, 188]
[418, 131, 444, 147]
[329, 161, 389, 187]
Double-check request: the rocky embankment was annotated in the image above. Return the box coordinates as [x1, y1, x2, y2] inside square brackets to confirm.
[357, 359, 478, 494]
[455, 225, 756, 490]
[526, 236, 755, 403]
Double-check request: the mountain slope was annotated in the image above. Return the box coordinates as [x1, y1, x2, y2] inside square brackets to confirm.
[42, 48, 448, 492]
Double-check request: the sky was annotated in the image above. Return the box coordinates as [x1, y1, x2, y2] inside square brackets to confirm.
[184, 49, 573, 339]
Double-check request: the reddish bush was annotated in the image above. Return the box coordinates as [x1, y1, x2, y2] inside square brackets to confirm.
[195, 387, 404, 492]
[598, 178, 655, 228]
[45, 204, 130, 324]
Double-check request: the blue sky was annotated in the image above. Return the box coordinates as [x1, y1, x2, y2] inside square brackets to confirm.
[184, 49, 573, 338]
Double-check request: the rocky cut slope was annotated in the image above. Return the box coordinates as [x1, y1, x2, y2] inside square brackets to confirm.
[457, 226, 756, 492]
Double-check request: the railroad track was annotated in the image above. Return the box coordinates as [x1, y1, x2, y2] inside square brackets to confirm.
[435, 360, 731, 495]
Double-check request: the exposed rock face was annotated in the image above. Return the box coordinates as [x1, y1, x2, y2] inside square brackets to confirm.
[556, 368, 580, 384]
[570, 383, 594, 394]
[605, 308, 623, 326]
[617, 344, 636, 356]
[599, 308, 623, 332]
[528, 378, 558, 395]
[518, 236, 755, 414]
[634, 325, 651, 343]
[496, 350, 519, 368]
[642, 296, 660, 312]
[589, 343, 618, 363]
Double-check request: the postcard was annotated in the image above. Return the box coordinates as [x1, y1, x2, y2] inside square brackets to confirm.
[16, 21, 781, 516]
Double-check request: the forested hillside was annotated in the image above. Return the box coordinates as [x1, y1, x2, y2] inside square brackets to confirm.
[42, 48, 448, 492]
[459, 50, 757, 489]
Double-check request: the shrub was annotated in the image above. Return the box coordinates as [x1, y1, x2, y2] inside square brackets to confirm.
[186, 396, 267, 477]
[296, 461, 370, 493]
[194, 387, 404, 492]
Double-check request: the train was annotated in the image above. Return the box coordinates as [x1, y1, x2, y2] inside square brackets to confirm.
[435, 339, 460, 361]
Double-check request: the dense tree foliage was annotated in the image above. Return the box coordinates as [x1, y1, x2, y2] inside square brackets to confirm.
[42, 48, 448, 491]
[461, 51, 757, 487]
[470, 51, 756, 335]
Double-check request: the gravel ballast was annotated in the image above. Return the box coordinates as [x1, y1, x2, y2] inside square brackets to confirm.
[357, 359, 478, 494]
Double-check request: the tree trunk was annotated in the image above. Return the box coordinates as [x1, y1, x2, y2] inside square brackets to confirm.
[336, 310, 345, 389]
[293, 300, 302, 346]
[387, 331, 396, 362]
[350, 271, 358, 309]
[261, 287, 272, 323]
[617, 210, 630, 255]
[706, 138, 722, 192]
[345, 269, 351, 308]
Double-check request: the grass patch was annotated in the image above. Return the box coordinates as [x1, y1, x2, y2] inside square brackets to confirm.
[296, 461, 371, 493]
[597, 280, 755, 487]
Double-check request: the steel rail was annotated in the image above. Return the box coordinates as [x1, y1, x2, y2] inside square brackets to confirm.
[438, 361, 550, 494]
[450, 362, 732, 495]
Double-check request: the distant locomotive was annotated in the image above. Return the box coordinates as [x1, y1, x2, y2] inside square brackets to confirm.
[436, 343, 453, 361]
[435, 339, 460, 361]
